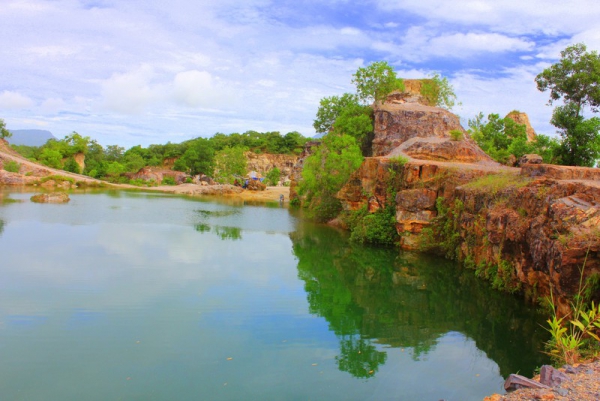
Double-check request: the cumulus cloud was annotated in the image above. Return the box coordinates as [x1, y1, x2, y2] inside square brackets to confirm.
[428, 33, 534, 56]
[0, 91, 34, 109]
[100, 67, 161, 114]
[172, 70, 232, 108]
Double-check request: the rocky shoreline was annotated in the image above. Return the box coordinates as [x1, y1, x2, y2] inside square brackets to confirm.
[485, 360, 600, 400]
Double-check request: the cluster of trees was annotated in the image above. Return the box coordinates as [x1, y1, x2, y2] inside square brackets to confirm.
[10, 130, 308, 184]
[468, 112, 559, 165]
[468, 43, 600, 167]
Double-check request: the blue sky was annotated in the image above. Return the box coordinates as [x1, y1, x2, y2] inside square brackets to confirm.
[1, 0, 599, 147]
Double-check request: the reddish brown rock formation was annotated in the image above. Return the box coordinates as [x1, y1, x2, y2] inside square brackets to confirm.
[505, 111, 537, 142]
[521, 163, 600, 181]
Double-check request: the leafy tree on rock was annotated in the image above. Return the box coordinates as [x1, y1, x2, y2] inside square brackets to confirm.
[536, 43, 600, 166]
[420, 73, 459, 110]
[352, 61, 404, 104]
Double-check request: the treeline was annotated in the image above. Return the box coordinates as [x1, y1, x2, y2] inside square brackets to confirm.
[10, 130, 308, 184]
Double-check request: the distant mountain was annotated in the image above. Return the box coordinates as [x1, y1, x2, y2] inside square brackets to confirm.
[8, 129, 56, 146]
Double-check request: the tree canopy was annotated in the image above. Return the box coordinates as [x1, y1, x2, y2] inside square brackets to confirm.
[352, 61, 404, 104]
[0, 119, 12, 140]
[536, 43, 600, 166]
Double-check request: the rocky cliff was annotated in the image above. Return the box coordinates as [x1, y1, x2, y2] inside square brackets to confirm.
[245, 151, 298, 184]
[292, 91, 600, 311]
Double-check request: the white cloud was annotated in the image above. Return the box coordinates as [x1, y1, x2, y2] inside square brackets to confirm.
[100, 66, 161, 114]
[428, 33, 534, 56]
[0, 91, 34, 109]
[172, 70, 232, 108]
[41, 98, 67, 113]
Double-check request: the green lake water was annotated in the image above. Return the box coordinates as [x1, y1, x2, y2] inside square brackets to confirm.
[0, 188, 549, 401]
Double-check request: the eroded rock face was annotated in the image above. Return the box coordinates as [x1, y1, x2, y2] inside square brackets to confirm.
[521, 163, 600, 181]
[126, 167, 188, 184]
[336, 157, 600, 313]
[372, 102, 465, 156]
[245, 152, 298, 185]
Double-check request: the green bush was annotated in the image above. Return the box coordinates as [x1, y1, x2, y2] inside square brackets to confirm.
[449, 130, 463, 141]
[3, 160, 20, 173]
[161, 176, 177, 185]
[347, 205, 399, 246]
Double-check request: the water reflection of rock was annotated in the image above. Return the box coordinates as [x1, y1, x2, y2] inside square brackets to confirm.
[291, 222, 549, 379]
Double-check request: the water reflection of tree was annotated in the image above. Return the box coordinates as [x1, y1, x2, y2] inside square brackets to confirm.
[194, 224, 242, 240]
[291, 221, 549, 379]
[0, 219, 4, 237]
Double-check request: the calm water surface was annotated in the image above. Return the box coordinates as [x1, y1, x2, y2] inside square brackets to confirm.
[0, 188, 548, 401]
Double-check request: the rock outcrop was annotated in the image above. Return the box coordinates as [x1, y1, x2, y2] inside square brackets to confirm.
[505, 111, 537, 142]
[126, 167, 188, 184]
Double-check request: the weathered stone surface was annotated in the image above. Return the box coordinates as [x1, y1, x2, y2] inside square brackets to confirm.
[245, 152, 298, 185]
[504, 374, 551, 392]
[505, 111, 537, 142]
[521, 163, 600, 181]
[396, 189, 437, 211]
[519, 154, 543, 166]
[400, 138, 493, 163]
[126, 167, 188, 184]
[372, 102, 465, 156]
[31, 192, 70, 203]
[539, 365, 571, 387]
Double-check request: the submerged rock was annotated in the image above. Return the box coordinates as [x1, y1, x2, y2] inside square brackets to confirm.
[31, 192, 70, 203]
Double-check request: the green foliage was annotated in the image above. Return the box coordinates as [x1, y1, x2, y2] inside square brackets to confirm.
[299, 133, 363, 221]
[469, 112, 559, 164]
[420, 73, 459, 110]
[536, 43, 600, 167]
[352, 61, 404, 104]
[0, 118, 11, 139]
[347, 205, 399, 246]
[3, 160, 20, 173]
[388, 155, 409, 166]
[536, 43, 600, 113]
[63, 157, 81, 174]
[265, 167, 281, 186]
[545, 255, 600, 365]
[463, 173, 531, 196]
[550, 103, 600, 167]
[179, 137, 215, 175]
[38, 175, 75, 185]
[215, 146, 247, 184]
[161, 176, 177, 185]
[449, 129, 463, 141]
[38, 148, 63, 169]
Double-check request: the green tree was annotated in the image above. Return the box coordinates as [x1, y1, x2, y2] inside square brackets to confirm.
[352, 61, 404, 104]
[179, 138, 215, 176]
[420, 73, 459, 110]
[469, 112, 559, 164]
[215, 146, 247, 184]
[63, 157, 81, 174]
[536, 43, 600, 166]
[38, 148, 63, 169]
[266, 167, 281, 186]
[314, 93, 374, 155]
[551, 103, 600, 166]
[299, 133, 363, 221]
[0, 119, 11, 140]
